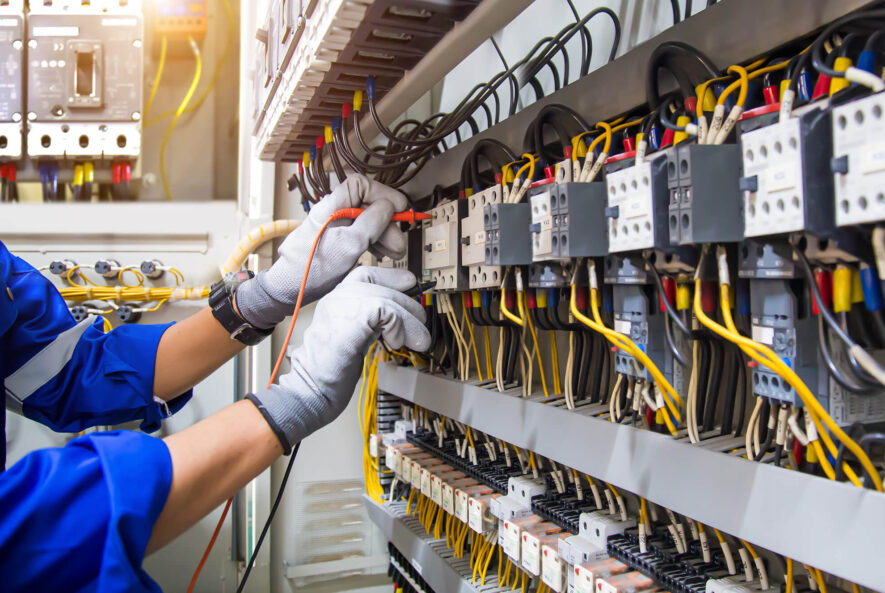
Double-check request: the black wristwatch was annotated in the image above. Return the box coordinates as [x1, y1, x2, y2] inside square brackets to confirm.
[209, 271, 274, 346]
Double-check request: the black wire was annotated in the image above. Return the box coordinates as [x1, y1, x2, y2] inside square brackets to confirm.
[645, 259, 692, 336]
[236, 442, 301, 593]
[670, 0, 681, 25]
[818, 316, 877, 394]
[683, 0, 692, 20]
[702, 339, 723, 432]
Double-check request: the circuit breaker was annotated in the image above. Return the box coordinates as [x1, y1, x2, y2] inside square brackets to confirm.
[461, 185, 503, 290]
[605, 154, 670, 253]
[423, 199, 467, 291]
[0, 1, 23, 161]
[831, 92, 885, 226]
[739, 108, 834, 238]
[739, 241, 817, 405]
[667, 144, 743, 245]
[605, 255, 672, 386]
[27, 1, 143, 160]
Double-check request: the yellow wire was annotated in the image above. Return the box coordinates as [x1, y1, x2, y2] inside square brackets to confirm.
[144, 36, 168, 120]
[464, 306, 484, 381]
[500, 283, 524, 327]
[522, 292, 549, 397]
[716, 65, 749, 108]
[740, 539, 758, 558]
[118, 267, 145, 288]
[786, 558, 794, 593]
[160, 36, 202, 200]
[483, 326, 494, 379]
[585, 286, 683, 417]
[142, 299, 169, 313]
[549, 330, 561, 395]
[694, 275, 880, 490]
[595, 121, 614, 154]
[145, 0, 235, 127]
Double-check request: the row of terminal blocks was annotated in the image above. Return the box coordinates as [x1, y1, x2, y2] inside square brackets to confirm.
[0, 0, 143, 162]
[382, 427, 780, 593]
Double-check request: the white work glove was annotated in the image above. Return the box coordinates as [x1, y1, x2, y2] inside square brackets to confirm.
[236, 174, 410, 329]
[247, 267, 431, 452]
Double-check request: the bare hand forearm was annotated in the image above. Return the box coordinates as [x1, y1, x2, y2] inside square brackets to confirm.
[153, 307, 245, 400]
[147, 400, 282, 554]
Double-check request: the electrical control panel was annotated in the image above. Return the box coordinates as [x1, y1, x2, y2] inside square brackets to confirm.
[667, 144, 743, 245]
[605, 155, 670, 253]
[462, 185, 503, 289]
[0, 1, 24, 161]
[26, 1, 143, 160]
[831, 92, 885, 226]
[423, 199, 467, 291]
[739, 108, 834, 238]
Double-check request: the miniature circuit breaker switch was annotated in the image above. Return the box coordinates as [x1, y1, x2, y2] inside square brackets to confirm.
[26, 1, 144, 160]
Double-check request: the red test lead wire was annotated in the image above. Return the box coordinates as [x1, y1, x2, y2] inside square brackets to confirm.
[329, 208, 432, 225]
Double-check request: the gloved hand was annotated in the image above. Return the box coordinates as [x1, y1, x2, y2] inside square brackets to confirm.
[236, 174, 411, 329]
[247, 267, 431, 452]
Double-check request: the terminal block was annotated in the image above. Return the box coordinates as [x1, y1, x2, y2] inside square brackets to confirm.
[739, 241, 816, 405]
[462, 185, 503, 289]
[605, 154, 670, 253]
[831, 92, 885, 226]
[531, 182, 608, 260]
[27, 2, 143, 161]
[739, 107, 834, 238]
[484, 202, 531, 266]
[0, 1, 23, 161]
[667, 144, 743, 245]
[423, 199, 467, 291]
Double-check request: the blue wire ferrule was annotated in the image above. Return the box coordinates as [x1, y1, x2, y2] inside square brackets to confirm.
[481, 290, 491, 309]
[736, 278, 751, 316]
[309, 146, 316, 161]
[860, 265, 883, 311]
[332, 116, 341, 132]
[546, 288, 559, 309]
[648, 126, 661, 150]
[366, 76, 375, 101]
[798, 71, 813, 102]
[858, 50, 877, 74]
[603, 283, 614, 313]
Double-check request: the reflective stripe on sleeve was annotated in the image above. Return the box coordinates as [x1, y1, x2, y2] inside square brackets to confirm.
[4, 316, 95, 411]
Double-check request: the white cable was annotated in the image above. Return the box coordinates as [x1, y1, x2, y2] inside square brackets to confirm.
[713, 105, 743, 145]
[746, 397, 763, 459]
[706, 104, 726, 144]
[844, 66, 885, 92]
[849, 344, 885, 387]
[787, 406, 809, 447]
[779, 89, 795, 123]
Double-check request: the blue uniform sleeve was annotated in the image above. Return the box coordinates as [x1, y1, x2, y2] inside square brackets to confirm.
[1, 241, 192, 433]
[0, 431, 171, 593]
